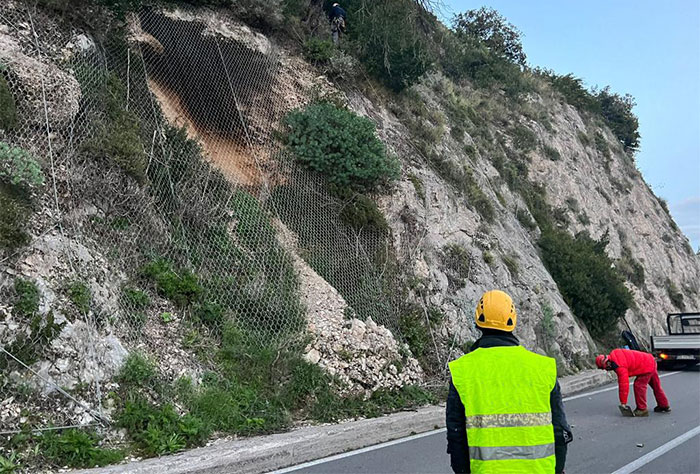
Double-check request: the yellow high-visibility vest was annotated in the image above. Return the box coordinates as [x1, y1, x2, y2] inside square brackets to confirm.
[449, 345, 557, 474]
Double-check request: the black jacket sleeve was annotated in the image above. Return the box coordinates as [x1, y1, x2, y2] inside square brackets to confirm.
[446, 380, 469, 474]
[550, 380, 573, 474]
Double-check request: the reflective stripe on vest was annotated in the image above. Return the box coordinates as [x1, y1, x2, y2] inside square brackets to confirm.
[449, 346, 557, 474]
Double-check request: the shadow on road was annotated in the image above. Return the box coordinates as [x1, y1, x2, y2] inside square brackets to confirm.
[659, 362, 699, 372]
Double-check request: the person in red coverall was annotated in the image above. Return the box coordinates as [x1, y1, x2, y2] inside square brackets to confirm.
[595, 349, 671, 417]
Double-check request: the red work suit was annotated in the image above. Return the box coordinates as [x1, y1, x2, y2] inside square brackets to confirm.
[608, 348, 669, 410]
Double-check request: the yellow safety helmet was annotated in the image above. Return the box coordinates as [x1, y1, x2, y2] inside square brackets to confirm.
[475, 290, 517, 332]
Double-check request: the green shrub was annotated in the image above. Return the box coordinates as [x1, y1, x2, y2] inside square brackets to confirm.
[443, 243, 472, 285]
[0, 184, 31, 250]
[0, 452, 19, 473]
[0, 72, 17, 131]
[501, 254, 519, 276]
[0, 142, 44, 190]
[577, 131, 591, 147]
[483, 250, 494, 265]
[666, 279, 684, 311]
[516, 208, 537, 230]
[537, 71, 640, 153]
[13, 278, 40, 318]
[38, 429, 123, 468]
[122, 287, 150, 309]
[577, 212, 591, 225]
[84, 74, 146, 182]
[398, 309, 431, 359]
[0, 311, 63, 370]
[594, 132, 611, 160]
[117, 352, 156, 388]
[452, 7, 526, 66]
[407, 173, 426, 201]
[445, 15, 531, 97]
[303, 38, 334, 64]
[596, 87, 640, 153]
[67, 281, 91, 316]
[336, 191, 389, 232]
[345, 0, 434, 91]
[284, 102, 399, 192]
[2, 280, 63, 369]
[193, 301, 226, 329]
[536, 70, 599, 113]
[543, 145, 561, 161]
[116, 396, 209, 456]
[141, 259, 202, 307]
[511, 126, 537, 153]
[539, 229, 632, 338]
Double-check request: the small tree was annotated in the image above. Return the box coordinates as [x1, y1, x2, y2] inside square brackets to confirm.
[539, 229, 633, 338]
[595, 87, 640, 153]
[342, 0, 435, 91]
[452, 7, 526, 66]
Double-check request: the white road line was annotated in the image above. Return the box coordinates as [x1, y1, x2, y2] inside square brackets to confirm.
[267, 428, 447, 474]
[610, 425, 700, 474]
[562, 371, 681, 402]
[270, 370, 686, 473]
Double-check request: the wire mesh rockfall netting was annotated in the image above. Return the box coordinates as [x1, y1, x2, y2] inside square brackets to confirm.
[0, 1, 410, 439]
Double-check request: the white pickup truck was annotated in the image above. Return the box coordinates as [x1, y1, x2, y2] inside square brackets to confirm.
[651, 313, 700, 368]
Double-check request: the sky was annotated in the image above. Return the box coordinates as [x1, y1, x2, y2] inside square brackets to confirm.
[443, 0, 700, 250]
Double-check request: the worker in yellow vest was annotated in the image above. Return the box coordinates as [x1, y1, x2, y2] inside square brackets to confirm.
[446, 290, 572, 473]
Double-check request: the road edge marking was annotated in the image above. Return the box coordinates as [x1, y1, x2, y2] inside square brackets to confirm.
[610, 425, 700, 474]
[267, 428, 447, 474]
[562, 371, 681, 402]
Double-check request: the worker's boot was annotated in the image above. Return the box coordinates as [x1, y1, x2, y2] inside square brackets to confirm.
[654, 406, 672, 413]
[633, 408, 649, 417]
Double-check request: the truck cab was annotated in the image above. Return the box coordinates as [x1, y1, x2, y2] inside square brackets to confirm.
[651, 313, 700, 368]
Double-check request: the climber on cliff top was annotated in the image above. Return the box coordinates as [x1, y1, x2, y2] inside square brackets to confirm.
[329, 2, 347, 45]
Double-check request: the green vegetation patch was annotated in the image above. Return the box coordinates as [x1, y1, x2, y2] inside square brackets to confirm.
[0, 71, 17, 131]
[303, 38, 334, 64]
[543, 145, 561, 161]
[665, 279, 684, 311]
[12, 278, 40, 318]
[284, 102, 400, 193]
[116, 396, 209, 456]
[0, 142, 44, 190]
[67, 281, 91, 316]
[82, 74, 147, 182]
[343, 0, 434, 91]
[501, 254, 519, 276]
[442, 243, 472, 286]
[38, 429, 124, 469]
[335, 190, 389, 232]
[407, 173, 426, 201]
[117, 352, 157, 388]
[141, 259, 202, 308]
[122, 287, 150, 309]
[0, 183, 32, 250]
[510, 126, 537, 153]
[539, 229, 632, 338]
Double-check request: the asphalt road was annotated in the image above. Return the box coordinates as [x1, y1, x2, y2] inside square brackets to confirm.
[275, 366, 700, 474]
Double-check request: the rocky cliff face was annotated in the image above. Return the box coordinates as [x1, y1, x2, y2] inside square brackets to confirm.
[1, 1, 699, 434]
[360, 75, 700, 368]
